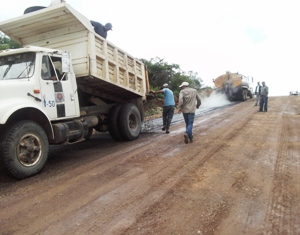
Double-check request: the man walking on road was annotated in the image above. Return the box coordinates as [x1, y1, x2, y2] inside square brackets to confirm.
[259, 81, 269, 112]
[254, 82, 261, 106]
[151, 83, 175, 134]
[178, 82, 201, 144]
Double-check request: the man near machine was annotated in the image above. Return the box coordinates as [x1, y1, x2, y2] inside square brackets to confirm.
[254, 81, 261, 106]
[178, 82, 201, 144]
[151, 83, 175, 134]
[259, 81, 269, 112]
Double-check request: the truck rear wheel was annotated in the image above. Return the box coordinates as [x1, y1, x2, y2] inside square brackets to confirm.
[2, 121, 49, 179]
[108, 104, 124, 141]
[242, 90, 247, 101]
[118, 103, 141, 141]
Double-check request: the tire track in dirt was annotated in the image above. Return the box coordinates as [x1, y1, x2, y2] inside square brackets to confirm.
[121, 98, 293, 235]
[65, 104, 253, 233]
[118, 102, 261, 234]
[0, 134, 181, 234]
[264, 97, 300, 235]
[3, 121, 224, 235]
[3, 98, 299, 235]
[38, 102, 257, 234]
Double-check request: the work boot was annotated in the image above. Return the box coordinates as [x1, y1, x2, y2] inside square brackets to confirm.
[165, 123, 170, 134]
[184, 134, 188, 144]
[161, 126, 166, 131]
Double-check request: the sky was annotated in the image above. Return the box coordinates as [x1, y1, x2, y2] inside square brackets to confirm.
[1, 0, 300, 96]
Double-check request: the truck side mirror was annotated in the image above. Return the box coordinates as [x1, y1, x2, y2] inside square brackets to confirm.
[62, 52, 71, 73]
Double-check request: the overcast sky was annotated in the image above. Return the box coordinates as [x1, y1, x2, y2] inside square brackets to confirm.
[1, 0, 299, 96]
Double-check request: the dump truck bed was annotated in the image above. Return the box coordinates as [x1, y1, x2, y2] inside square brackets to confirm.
[0, 3, 148, 102]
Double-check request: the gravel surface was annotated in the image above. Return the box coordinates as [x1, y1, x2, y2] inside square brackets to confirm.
[1, 96, 300, 235]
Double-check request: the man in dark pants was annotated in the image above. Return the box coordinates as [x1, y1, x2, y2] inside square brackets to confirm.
[259, 81, 269, 112]
[151, 83, 175, 134]
[90, 21, 112, 39]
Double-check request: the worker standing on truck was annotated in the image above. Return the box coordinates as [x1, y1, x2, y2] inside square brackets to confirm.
[151, 83, 175, 134]
[254, 82, 261, 106]
[90, 21, 112, 39]
[178, 82, 201, 144]
[259, 81, 269, 112]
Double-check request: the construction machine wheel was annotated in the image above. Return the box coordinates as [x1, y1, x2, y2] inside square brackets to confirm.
[118, 103, 141, 141]
[108, 104, 124, 141]
[2, 121, 49, 179]
[242, 89, 247, 101]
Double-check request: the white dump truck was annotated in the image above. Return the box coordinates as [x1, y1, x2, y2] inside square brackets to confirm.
[0, 3, 149, 179]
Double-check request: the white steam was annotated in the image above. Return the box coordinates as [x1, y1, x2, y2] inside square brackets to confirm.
[200, 90, 231, 108]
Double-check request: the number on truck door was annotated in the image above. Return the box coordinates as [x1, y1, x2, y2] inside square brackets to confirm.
[39, 54, 77, 119]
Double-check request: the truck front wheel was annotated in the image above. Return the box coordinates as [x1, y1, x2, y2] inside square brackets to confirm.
[118, 103, 141, 141]
[2, 121, 49, 179]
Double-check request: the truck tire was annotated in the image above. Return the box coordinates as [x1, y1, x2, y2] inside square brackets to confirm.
[118, 103, 141, 141]
[108, 104, 124, 141]
[2, 121, 49, 179]
[24, 6, 46, 14]
[241, 90, 247, 101]
[227, 89, 233, 101]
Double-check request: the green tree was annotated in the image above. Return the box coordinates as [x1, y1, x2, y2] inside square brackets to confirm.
[0, 32, 21, 50]
[143, 57, 180, 88]
[143, 57, 203, 97]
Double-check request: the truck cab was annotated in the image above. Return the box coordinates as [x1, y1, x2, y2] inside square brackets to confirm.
[0, 46, 82, 139]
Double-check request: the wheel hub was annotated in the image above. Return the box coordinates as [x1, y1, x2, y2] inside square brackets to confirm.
[18, 134, 42, 166]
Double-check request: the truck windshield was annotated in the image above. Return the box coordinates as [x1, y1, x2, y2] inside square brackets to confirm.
[0, 52, 35, 80]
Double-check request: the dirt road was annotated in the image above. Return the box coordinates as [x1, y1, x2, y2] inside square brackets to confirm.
[1, 96, 300, 235]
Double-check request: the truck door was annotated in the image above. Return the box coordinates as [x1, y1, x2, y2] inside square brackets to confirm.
[39, 54, 78, 119]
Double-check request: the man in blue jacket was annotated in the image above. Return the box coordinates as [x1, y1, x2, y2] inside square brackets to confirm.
[151, 83, 175, 134]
